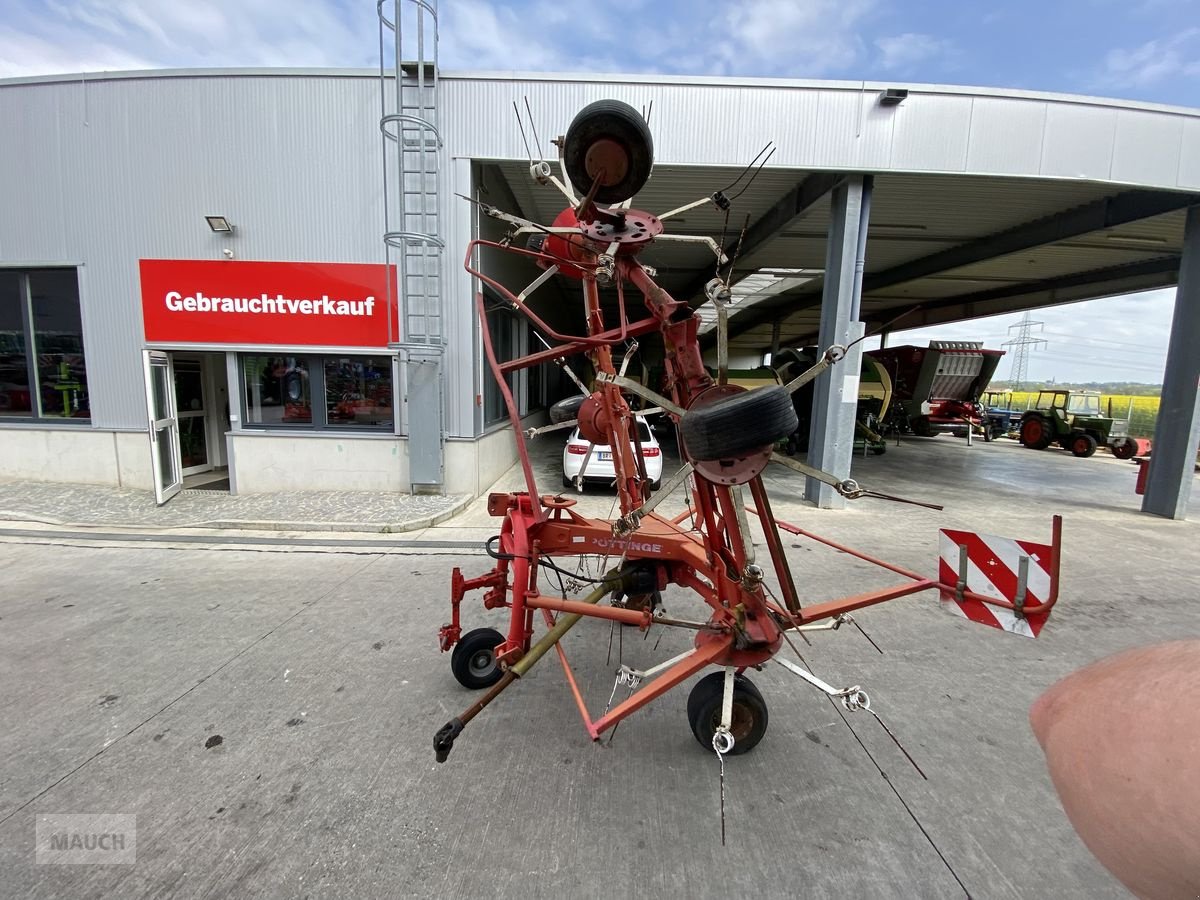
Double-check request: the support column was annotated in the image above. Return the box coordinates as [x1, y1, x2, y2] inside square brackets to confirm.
[1142, 205, 1200, 519]
[806, 176, 871, 508]
[769, 320, 782, 365]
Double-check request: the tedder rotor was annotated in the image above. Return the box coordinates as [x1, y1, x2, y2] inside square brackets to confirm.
[433, 101, 1062, 804]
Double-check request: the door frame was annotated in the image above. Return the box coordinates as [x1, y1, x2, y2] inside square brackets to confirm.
[142, 350, 182, 505]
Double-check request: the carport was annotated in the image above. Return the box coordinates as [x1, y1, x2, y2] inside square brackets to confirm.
[464, 79, 1200, 519]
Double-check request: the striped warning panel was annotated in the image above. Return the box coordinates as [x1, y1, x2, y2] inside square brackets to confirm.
[938, 529, 1054, 638]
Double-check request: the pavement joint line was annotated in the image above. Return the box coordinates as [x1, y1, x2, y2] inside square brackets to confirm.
[0, 553, 386, 830]
[0, 526, 488, 551]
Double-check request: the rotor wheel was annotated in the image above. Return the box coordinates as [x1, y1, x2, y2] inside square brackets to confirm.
[549, 394, 586, 425]
[450, 627, 504, 689]
[680, 386, 798, 462]
[686, 672, 768, 755]
[1070, 432, 1099, 458]
[1020, 415, 1054, 450]
[563, 100, 654, 204]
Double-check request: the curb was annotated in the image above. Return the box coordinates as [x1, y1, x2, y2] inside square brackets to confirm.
[0, 493, 474, 536]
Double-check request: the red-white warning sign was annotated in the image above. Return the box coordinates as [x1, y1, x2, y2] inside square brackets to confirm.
[938, 529, 1054, 638]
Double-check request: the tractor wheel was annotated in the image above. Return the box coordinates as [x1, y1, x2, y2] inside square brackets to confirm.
[450, 628, 504, 689]
[911, 416, 937, 437]
[1020, 416, 1054, 450]
[680, 386, 798, 462]
[1111, 437, 1138, 460]
[563, 100, 654, 204]
[687, 672, 768, 755]
[1070, 432, 1099, 458]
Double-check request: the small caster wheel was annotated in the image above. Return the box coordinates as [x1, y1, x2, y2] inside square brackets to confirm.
[686, 671, 768, 755]
[451, 627, 504, 689]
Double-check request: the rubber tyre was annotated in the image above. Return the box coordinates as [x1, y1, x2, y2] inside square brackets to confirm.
[679, 386, 798, 462]
[562, 475, 576, 491]
[648, 478, 661, 491]
[1020, 416, 1054, 450]
[550, 394, 586, 425]
[687, 672, 768, 755]
[450, 628, 504, 689]
[563, 100, 654, 204]
[1070, 432, 1098, 458]
[1111, 437, 1138, 460]
[911, 416, 937, 437]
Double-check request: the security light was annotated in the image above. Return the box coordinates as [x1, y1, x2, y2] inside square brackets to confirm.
[879, 88, 908, 107]
[206, 215, 235, 234]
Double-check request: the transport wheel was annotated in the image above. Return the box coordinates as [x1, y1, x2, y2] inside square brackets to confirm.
[687, 672, 768, 755]
[680, 386, 798, 462]
[1111, 437, 1138, 460]
[563, 100, 654, 204]
[1071, 433, 1098, 458]
[1020, 416, 1054, 450]
[450, 628, 504, 689]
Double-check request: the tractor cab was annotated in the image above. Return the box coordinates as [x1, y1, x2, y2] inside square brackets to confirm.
[1021, 390, 1129, 458]
[1033, 389, 1100, 425]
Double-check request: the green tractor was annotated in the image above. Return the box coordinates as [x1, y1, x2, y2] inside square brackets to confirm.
[1018, 390, 1133, 458]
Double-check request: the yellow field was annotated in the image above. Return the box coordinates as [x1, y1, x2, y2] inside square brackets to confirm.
[1006, 392, 1160, 437]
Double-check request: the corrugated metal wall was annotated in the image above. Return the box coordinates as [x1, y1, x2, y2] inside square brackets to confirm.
[440, 75, 1200, 189]
[0, 74, 460, 431]
[4, 69, 1198, 440]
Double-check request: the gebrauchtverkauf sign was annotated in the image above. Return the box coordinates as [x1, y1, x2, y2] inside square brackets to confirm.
[139, 259, 398, 347]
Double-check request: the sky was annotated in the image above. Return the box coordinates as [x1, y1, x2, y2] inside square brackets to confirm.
[1, 0, 1194, 383]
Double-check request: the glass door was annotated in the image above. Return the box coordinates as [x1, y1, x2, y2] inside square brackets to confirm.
[172, 357, 210, 475]
[143, 350, 182, 505]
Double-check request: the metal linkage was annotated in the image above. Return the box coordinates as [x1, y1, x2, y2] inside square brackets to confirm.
[769, 453, 945, 511]
[774, 656, 869, 709]
[613, 463, 694, 536]
[594, 372, 686, 418]
[783, 344, 847, 395]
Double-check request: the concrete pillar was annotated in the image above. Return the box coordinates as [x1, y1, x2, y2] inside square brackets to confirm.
[806, 176, 871, 508]
[1142, 205, 1200, 519]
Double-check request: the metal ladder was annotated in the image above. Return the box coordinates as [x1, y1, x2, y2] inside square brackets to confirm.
[379, 0, 445, 492]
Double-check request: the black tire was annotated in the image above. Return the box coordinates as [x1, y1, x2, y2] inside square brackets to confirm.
[680, 386, 798, 462]
[686, 672, 768, 755]
[450, 628, 504, 689]
[648, 478, 661, 491]
[911, 416, 937, 437]
[549, 394, 586, 425]
[1111, 437, 1138, 460]
[562, 475, 576, 491]
[872, 444, 886, 456]
[1070, 432, 1099, 458]
[563, 100, 654, 204]
[1020, 415, 1054, 450]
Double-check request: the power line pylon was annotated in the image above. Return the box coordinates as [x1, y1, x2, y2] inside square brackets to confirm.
[1003, 312, 1048, 390]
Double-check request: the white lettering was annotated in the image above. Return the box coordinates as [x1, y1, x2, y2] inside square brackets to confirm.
[158, 288, 382, 319]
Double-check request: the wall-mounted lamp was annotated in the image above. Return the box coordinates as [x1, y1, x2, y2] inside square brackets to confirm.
[878, 88, 908, 107]
[205, 215, 236, 234]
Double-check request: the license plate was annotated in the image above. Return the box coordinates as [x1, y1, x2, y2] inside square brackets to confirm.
[596, 451, 611, 461]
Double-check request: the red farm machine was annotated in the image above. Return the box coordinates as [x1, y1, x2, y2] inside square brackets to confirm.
[868, 341, 1005, 441]
[433, 101, 1062, 828]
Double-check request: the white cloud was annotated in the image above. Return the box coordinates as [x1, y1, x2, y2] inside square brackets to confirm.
[875, 33, 951, 72]
[713, 0, 876, 76]
[1093, 28, 1200, 90]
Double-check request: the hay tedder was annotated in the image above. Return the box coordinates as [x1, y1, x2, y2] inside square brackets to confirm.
[433, 101, 1062, 794]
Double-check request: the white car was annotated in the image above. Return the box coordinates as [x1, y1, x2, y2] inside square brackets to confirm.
[562, 416, 663, 491]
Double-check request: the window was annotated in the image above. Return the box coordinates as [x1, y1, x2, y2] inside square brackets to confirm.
[240, 354, 392, 430]
[0, 269, 89, 421]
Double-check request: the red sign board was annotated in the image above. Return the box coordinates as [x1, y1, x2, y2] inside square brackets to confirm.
[140, 259, 397, 347]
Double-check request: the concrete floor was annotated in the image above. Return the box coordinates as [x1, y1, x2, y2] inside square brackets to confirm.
[1, 433, 1197, 898]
